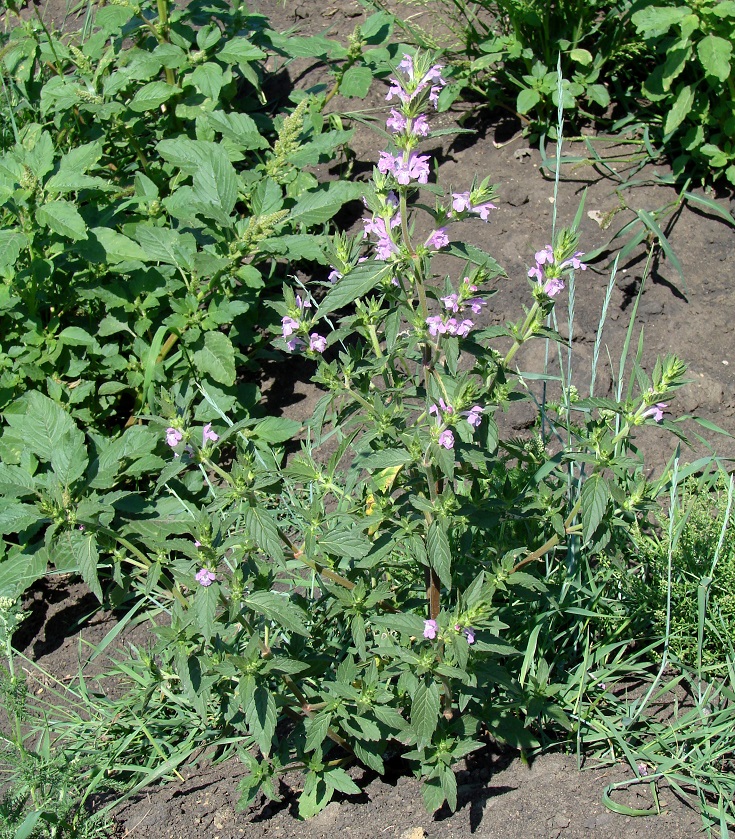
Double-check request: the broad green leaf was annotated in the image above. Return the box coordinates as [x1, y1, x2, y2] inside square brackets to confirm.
[516, 87, 540, 114]
[289, 181, 364, 227]
[632, 5, 691, 38]
[51, 428, 89, 486]
[192, 152, 238, 223]
[193, 331, 236, 386]
[257, 233, 328, 263]
[570, 48, 593, 65]
[266, 32, 347, 60]
[128, 81, 178, 112]
[80, 227, 147, 263]
[5, 391, 83, 462]
[134, 225, 196, 268]
[427, 520, 452, 590]
[0, 465, 36, 496]
[0, 502, 43, 535]
[581, 473, 609, 543]
[319, 524, 370, 559]
[216, 37, 266, 66]
[189, 62, 224, 100]
[325, 767, 361, 795]
[36, 200, 87, 240]
[0, 548, 47, 599]
[421, 777, 445, 813]
[446, 242, 504, 276]
[316, 261, 390, 318]
[697, 35, 732, 82]
[357, 449, 413, 470]
[206, 111, 268, 150]
[663, 84, 694, 135]
[0, 231, 27, 274]
[248, 416, 301, 444]
[244, 590, 309, 636]
[244, 685, 277, 756]
[339, 65, 373, 98]
[410, 681, 440, 749]
[58, 326, 97, 347]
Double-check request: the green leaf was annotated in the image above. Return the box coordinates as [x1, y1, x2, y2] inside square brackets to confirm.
[51, 428, 89, 486]
[248, 416, 301, 444]
[289, 181, 364, 227]
[80, 228, 147, 263]
[12, 809, 45, 839]
[194, 581, 218, 642]
[569, 48, 592, 65]
[54, 529, 102, 600]
[216, 37, 266, 66]
[305, 710, 331, 752]
[339, 65, 373, 98]
[36, 199, 87, 240]
[697, 35, 732, 82]
[244, 590, 309, 637]
[58, 326, 97, 347]
[129, 81, 178, 112]
[191, 150, 238, 223]
[325, 767, 361, 795]
[244, 685, 277, 756]
[446, 242, 504, 276]
[316, 261, 390, 318]
[427, 520, 452, 590]
[0, 548, 47, 599]
[581, 473, 609, 543]
[663, 84, 694, 135]
[5, 391, 83, 462]
[516, 87, 541, 114]
[189, 62, 223, 100]
[411, 681, 440, 750]
[134, 225, 196, 267]
[632, 5, 691, 38]
[0, 503, 43, 535]
[357, 449, 413, 470]
[0, 230, 27, 275]
[243, 506, 284, 564]
[421, 777, 445, 813]
[193, 331, 236, 386]
[319, 524, 371, 559]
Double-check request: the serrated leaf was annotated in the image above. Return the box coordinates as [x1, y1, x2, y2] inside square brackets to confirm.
[632, 5, 690, 38]
[316, 261, 389, 318]
[0, 502, 43, 535]
[427, 520, 452, 590]
[244, 684, 277, 756]
[446, 241, 504, 276]
[36, 200, 87, 240]
[325, 767, 361, 795]
[421, 777, 446, 813]
[663, 84, 694, 135]
[357, 449, 413, 470]
[194, 581, 218, 642]
[51, 428, 89, 486]
[192, 151, 237, 223]
[245, 590, 308, 636]
[411, 681, 440, 750]
[0, 548, 47, 599]
[193, 331, 236, 386]
[216, 37, 266, 66]
[55, 529, 102, 600]
[581, 473, 609, 543]
[243, 506, 284, 564]
[305, 710, 331, 752]
[319, 524, 370, 559]
[248, 416, 301, 444]
[129, 81, 178, 112]
[5, 391, 83, 462]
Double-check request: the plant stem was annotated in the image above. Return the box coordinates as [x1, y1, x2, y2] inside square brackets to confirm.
[511, 495, 582, 573]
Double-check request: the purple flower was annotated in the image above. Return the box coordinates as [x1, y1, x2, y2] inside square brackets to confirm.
[441, 293, 460, 313]
[466, 298, 486, 314]
[195, 568, 216, 587]
[286, 336, 305, 352]
[423, 618, 438, 639]
[426, 315, 446, 337]
[403, 152, 431, 185]
[194, 539, 201, 548]
[535, 245, 554, 265]
[446, 318, 473, 337]
[561, 252, 587, 271]
[637, 762, 648, 777]
[438, 429, 455, 449]
[363, 215, 399, 261]
[641, 402, 667, 423]
[328, 268, 342, 284]
[282, 316, 299, 338]
[295, 294, 311, 310]
[464, 627, 476, 645]
[386, 108, 407, 133]
[309, 333, 327, 353]
[429, 398, 453, 419]
[452, 192, 471, 213]
[202, 423, 219, 445]
[426, 228, 449, 249]
[166, 427, 183, 447]
[473, 202, 496, 221]
[411, 115, 430, 137]
[464, 405, 483, 428]
[543, 276, 565, 297]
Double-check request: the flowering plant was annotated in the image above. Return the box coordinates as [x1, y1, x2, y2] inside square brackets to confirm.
[0, 51, 691, 820]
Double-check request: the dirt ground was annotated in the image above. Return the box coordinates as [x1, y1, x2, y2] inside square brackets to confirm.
[5, 0, 735, 836]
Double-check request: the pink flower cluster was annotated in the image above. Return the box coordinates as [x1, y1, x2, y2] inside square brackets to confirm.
[386, 54, 447, 110]
[528, 245, 587, 298]
[195, 568, 216, 587]
[363, 212, 401, 261]
[642, 402, 667, 423]
[423, 619, 476, 644]
[426, 315, 474, 338]
[281, 294, 327, 354]
[378, 150, 430, 185]
[451, 192, 496, 221]
[386, 109, 430, 137]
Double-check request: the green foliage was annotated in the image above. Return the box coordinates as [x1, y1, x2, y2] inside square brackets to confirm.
[631, 0, 735, 185]
[0, 0, 394, 433]
[0, 53, 696, 820]
[626, 471, 735, 670]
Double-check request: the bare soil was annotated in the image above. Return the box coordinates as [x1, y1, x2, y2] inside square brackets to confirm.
[5, 0, 735, 836]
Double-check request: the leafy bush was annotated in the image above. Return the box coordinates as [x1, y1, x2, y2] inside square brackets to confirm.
[631, 0, 735, 185]
[0, 0, 394, 433]
[0, 52, 696, 818]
